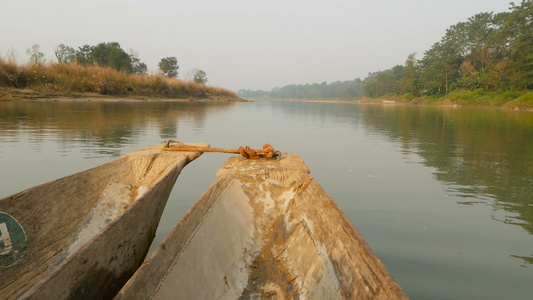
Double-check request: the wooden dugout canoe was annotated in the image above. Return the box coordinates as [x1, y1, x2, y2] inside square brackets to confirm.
[0, 143, 208, 300]
[116, 153, 408, 299]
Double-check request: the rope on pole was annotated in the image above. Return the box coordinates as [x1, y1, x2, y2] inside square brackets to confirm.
[162, 140, 278, 159]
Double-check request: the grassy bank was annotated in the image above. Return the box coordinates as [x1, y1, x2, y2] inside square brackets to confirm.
[0, 58, 240, 101]
[360, 89, 533, 111]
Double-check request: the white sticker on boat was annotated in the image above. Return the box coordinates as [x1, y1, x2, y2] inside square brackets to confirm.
[0, 223, 13, 254]
[0, 212, 27, 268]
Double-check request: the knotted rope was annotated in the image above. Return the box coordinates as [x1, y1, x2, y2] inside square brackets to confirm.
[162, 140, 278, 159]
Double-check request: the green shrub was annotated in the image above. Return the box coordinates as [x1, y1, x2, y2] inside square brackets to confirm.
[401, 93, 416, 102]
[504, 92, 533, 110]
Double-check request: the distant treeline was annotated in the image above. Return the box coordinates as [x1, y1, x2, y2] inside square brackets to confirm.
[238, 79, 363, 99]
[239, 1, 532, 101]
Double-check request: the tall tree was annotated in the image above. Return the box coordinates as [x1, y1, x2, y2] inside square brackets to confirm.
[193, 69, 208, 84]
[129, 49, 147, 75]
[75, 44, 93, 66]
[55, 44, 76, 64]
[399, 53, 420, 95]
[26, 44, 45, 64]
[158, 57, 179, 78]
[500, 0, 533, 89]
[90, 42, 132, 72]
[420, 41, 462, 94]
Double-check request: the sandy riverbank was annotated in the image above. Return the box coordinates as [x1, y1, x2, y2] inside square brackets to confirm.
[0, 88, 246, 102]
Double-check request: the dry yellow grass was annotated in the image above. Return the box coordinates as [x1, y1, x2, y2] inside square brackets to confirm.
[0, 58, 239, 100]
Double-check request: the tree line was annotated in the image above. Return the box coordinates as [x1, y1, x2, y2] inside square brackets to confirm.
[239, 1, 531, 100]
[26, 42, 207, 84]
[238, 79, 363, 99]
[364, 1, 532, 98]
[1, 41, 238, 100]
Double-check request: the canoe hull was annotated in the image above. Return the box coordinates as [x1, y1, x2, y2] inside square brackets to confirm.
[116, 153, 408, 299]
[0, 144, 207, 299]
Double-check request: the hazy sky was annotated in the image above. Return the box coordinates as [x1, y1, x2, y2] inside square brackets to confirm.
[1, 0, 512, 91]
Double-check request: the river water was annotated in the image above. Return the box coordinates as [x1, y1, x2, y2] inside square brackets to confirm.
[0, 99, 532, 299]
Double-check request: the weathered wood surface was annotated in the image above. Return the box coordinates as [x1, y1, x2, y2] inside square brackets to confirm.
[115, 153, 408, 300]
[0, 143, 208, 300]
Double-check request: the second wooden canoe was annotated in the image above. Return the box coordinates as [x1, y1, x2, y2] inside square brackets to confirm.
[0, 143, 208, 300]
[115, 152, 408, 299]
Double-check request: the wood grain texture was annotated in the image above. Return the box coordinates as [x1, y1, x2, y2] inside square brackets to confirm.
[116, 153, 408, 300]
[0, 144, 207, 300]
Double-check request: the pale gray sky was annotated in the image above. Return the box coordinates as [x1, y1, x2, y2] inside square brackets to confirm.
[1, 0, 512, 91]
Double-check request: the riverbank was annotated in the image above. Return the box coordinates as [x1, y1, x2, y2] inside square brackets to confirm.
[247, 92, 533, 111]
[0, 87, 245, 102]
[247, 97, 355, 104]
[0, 59, 242, 102]
[0, 87, 244, 102]
[359, 90, 533, 111]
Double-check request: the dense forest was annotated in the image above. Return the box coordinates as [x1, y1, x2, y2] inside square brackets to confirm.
[363, 1, 532, 98]
[238, 1, 532, 105]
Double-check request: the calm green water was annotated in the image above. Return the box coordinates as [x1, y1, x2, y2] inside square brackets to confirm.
[0, 100, 532, 299]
